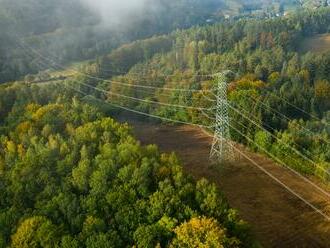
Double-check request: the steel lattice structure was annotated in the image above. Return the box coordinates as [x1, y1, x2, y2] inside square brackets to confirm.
[210, 71, 234, 163]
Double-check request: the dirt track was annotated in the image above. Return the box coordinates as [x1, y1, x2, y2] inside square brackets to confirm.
[119, 117, 330, 248]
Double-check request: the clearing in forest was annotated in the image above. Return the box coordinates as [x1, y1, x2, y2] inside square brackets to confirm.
[119, 116, 330, 248]
[300, 33, 330, 53]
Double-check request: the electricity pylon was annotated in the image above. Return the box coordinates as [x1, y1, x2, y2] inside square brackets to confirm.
[210, 71, 234, 163]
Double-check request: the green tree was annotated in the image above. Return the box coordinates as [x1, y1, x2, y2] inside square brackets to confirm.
[254, 130, 272, 152]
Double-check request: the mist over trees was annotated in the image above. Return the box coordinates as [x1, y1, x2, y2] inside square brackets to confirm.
[0, 0, 227, 84]
[1, 1, 330, 247]
[0, 0, 316, 84]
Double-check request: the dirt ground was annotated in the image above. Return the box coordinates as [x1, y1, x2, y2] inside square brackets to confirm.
[118, 116, 330, 248]
[300, 33, 330, 53]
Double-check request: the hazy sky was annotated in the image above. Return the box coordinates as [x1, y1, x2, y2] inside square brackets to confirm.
[80, 0, 157, 27]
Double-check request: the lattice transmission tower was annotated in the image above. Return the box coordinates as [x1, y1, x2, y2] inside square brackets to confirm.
[210, 71, 235, 163]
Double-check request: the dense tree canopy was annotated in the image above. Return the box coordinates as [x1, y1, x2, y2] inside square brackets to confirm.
[1, 3, 330, 248]
[0, 84, 256, 247]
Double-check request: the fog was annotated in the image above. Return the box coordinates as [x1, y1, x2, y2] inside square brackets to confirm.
[80, 0, 159, 28]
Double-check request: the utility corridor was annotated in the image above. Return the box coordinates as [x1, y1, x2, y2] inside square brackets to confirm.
[122, 118, 330, 248]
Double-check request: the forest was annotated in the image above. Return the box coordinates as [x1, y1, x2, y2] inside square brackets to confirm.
[1, 1, 330, 247]
[0, 82, 255, 247]
[81, 6, 330, 182]
[0, 0, 228, 83]
[0, 0, 321, 83]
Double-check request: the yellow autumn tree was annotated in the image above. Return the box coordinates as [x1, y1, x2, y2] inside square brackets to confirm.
[315, 80, 330, 105]
[169, 217, 227, 248]
[11, 216, 59, 248]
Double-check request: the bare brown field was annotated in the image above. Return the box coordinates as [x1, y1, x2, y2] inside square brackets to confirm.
[118, 115, 330, 248]
[300, 34, 330, 53]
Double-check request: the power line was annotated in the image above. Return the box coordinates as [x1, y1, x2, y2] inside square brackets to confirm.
[202, 127, 330, 222]
[23, 31, 327, 136]
[225, 100, 330, 179]
[96, 61, 215, 78]
[51, 66, 330, 222]
[18, 42, 217, 113]
[14, 37, 216, 94]
[206, 128, 330, 245]
[270, 92, 330, 125]
[206, 97, 330, 203]
[72, 66, 330, 220]
[213, 90, 327, 155]
[82, 76, 330, 191]
[110, 75, 215, 94]
[228, 98, 325, 170]
[19, 44, 190, 100]
[17, 37, 330, 175]
[100, 61, 329, 128]
[201, 91, 217, 102]
[78, 81, 215, 111]
[14, 30, 330, 128]
[24, 38, 330, 183]
[201, 109, 216, 121]
[227, 102, 330, 197]
[232, 143, 330, 221]
[99, 61, 330, 128]
[16, 37, 218, 114]
[240, 93, 330, 146]
[68, 83, 330, 222]
[65, 83, 212, 129]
